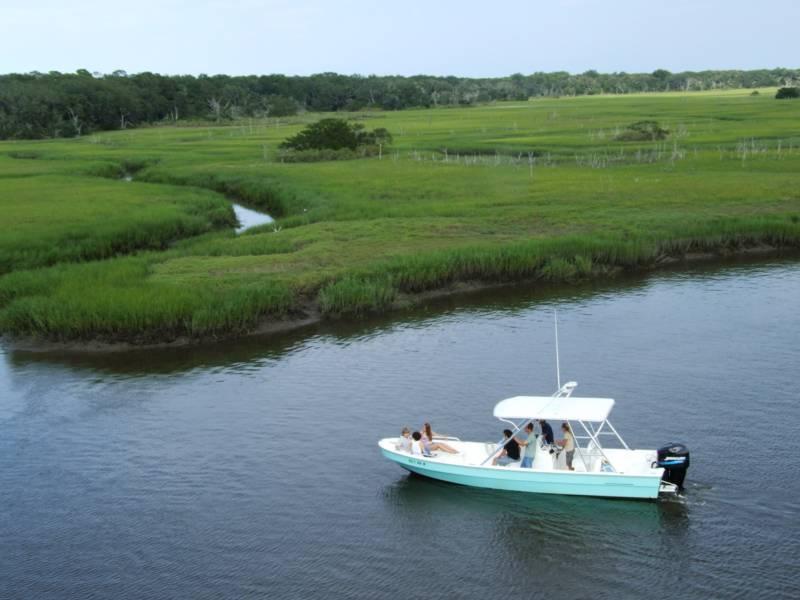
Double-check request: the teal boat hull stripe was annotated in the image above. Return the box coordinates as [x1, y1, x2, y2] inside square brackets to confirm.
[381, 448, 661, 499]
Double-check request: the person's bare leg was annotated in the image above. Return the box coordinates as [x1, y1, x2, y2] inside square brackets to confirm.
[432, 442, 458, 454]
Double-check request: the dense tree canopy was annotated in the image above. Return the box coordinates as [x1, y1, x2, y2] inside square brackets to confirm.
[1, 68, 798, 140]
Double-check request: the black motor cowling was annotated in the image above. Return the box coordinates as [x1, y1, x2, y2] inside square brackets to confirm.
[656, 443, 690, 489]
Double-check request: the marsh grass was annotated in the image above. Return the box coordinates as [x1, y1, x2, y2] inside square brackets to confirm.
[139, 169, 292, 217]
[0, 258, 294, 340]
[317, 218, 800, 316]
[0, 176, 235, 274]
[1, 90, 799, 341]
[318, 276, 396, 316]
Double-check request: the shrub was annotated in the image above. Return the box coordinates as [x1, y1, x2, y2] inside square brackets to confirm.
[279, 118, 392, 152]
[616, 120, 669, 141]
[280, 118, 363, 151]
[775, 87, 800, 99]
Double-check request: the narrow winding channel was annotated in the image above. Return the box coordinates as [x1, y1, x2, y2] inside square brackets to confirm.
[120, 173, 273, 233]
[232, 202, 274, 232]
[1, 257, 798, 599]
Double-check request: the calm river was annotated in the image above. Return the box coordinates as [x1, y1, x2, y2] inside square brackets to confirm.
[1, 258, 799, 599]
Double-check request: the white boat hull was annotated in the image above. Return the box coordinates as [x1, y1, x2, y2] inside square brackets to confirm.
[380, 439, 666, 500]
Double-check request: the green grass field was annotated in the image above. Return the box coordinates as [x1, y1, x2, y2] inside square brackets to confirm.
[1, 89, 799, 342]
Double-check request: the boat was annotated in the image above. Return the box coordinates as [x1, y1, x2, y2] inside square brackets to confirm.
[378, 381, 690, 500]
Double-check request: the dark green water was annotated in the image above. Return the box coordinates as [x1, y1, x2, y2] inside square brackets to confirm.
[1, 258, 798, 599]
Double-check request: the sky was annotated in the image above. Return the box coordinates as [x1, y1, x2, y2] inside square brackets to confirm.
[1, 0, 797, 77]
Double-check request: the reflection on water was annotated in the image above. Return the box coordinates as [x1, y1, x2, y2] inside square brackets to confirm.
[232, 203, 274, 233]
[382, 471, 694, 596]
[1, 256, 800, 599]
[384, 470, 688, 525]
[9, 253, 796, 376]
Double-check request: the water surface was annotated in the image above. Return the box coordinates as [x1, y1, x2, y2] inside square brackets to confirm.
[232, 203, 274, 233]
[1, 258, 799, 599]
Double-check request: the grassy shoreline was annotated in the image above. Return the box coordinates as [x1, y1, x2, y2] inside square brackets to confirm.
[1, 90, 799, 345]
[3, 245, 797, 353]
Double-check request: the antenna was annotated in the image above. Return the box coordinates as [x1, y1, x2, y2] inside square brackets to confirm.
[554, 309, 561, 390]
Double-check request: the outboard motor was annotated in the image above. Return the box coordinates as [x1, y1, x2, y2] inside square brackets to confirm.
[656, 443, 690, 490]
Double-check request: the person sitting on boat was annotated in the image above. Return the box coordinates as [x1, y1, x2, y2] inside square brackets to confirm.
[517, 422, 539, 468]
[410, 431, 431, 456]
[492, 429, 521, 466]
[539, 419, 555, 446]
[421, 422, 458, 454]
[398, 427, 412, 452]
[557, 422, 576, 470]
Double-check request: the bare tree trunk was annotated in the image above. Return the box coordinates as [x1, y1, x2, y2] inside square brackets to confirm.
[208, 97, 224, 122]
[67, 108, 82, 137]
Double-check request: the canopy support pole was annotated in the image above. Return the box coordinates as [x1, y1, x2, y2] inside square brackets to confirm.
[554, 310, 561, 390]
[480, 418, 532, 466]
[604, 419, 630, 450]
[577, 420, 617, 472]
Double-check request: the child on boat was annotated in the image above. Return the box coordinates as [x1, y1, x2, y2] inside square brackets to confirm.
[411, 431, 431, 456]
[397, 427, 412, 452]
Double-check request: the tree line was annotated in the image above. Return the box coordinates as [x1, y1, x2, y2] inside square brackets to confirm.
[1, 67, 798, 140]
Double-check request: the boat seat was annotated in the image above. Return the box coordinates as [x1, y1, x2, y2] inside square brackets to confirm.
[531, 438, 556, 470]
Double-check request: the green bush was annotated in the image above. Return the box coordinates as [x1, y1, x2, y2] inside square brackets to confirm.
[775, 87, 800, 99]
[280, 118, 392, 152]
[616, 120, 669, 141]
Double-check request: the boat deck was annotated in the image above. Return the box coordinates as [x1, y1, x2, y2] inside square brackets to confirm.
[386, 439, 659, 476]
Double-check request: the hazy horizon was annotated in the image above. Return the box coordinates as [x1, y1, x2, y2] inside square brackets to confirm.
[3, 65, 799, 79]
[1, 0, 798, 78]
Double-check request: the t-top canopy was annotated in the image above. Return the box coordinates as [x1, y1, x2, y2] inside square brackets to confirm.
[493, 395, 615, 422]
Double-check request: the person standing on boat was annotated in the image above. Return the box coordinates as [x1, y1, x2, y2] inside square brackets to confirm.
[518, 422, 538, 468]
[557, 423, 576, 470]
[492, 429, 521, 466]
[539, 419, 555, 445]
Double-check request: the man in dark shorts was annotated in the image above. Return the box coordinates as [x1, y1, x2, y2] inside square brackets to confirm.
[492, 429, 521, 466]
[539, 419, 554, 445]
